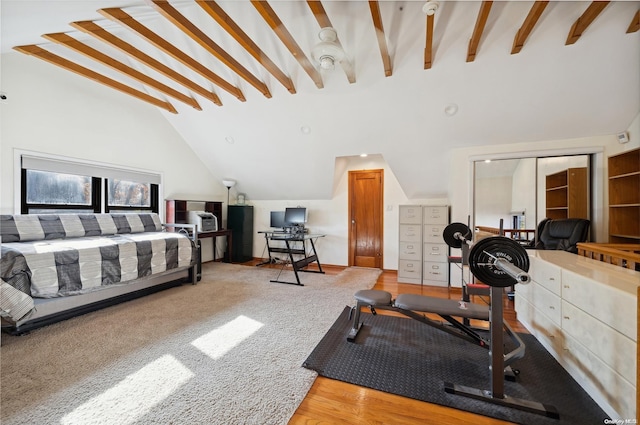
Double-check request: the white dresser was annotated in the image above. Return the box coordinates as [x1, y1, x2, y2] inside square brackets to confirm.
[515, 250, 639, 419]
[398, 205, 449, 286]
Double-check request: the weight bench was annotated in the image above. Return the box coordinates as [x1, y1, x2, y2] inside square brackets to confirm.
[357, 228, 558, 418]
[347, 289, 525, 374]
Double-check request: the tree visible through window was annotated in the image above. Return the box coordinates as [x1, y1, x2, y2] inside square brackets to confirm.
[26, 170, 92, 205]
[108, 179, 150, 207]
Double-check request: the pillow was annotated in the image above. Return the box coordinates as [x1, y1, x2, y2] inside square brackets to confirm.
[0, 215, 45, 242]
[0, 279, 35, 323]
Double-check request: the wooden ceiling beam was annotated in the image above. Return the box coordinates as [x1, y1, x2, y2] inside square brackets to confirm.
[71, 20, 221, 106]
[566, 1, 610, 45]
[99, 7, 245, 102]
[511, 1, 549, 54]
[467, 1, 493, 62]
[424, 14, 434, 69]
[13, 44, 177, 113]
[196, 0, 296, 94]
[368, 1, 392, 77]
[43, 32, 202, 110]
[627, 10, 640, 33]
[251, 0, 323, 89]
[148, 1, 269, 99]
[306, 1, 356, 84]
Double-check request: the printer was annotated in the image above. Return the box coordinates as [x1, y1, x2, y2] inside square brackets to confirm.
[187, 211, 218, 232]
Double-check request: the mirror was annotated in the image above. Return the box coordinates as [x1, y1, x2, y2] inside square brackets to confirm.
[474, 155, 590, 244]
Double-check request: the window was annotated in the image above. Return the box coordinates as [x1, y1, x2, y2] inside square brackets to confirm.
[106, 179, 158, 213]
[20, 153, 161, 215]
[22, 169, 100, 214]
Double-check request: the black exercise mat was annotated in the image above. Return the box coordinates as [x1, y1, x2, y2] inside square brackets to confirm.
[303, 306, 609, 425]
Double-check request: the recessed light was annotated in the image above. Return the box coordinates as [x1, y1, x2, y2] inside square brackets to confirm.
[444, 103, 458, 116]
[484, 159, 491, 163]
[360, 153, 368, 158]
[300, 125, 311, 135]
[225, 136, 235, 144]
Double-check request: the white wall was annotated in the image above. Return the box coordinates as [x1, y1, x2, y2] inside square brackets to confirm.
[511, 158, 536, 229]
[474, 176, 512, 228]
[0, 53, 222, 215]
[246, 154, 449, 269]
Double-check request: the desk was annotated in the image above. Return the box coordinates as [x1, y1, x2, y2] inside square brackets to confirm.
[197, 229, 233, 262]
[259, 232, 325, 286]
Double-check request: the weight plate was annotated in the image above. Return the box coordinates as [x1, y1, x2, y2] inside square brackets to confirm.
[442, 222, 472, 248]
[468, 236, 529, 287]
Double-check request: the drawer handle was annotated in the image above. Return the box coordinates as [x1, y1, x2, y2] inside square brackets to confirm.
[548, 335, 555, 338]
[549, 277, 555, 281]
[430, 272, 441, 275]
[549, 306, 555, 310]
[407, 251, 416, 254]
[430, 252, 440, 255]
[563, 285, 570, 289]
[563, 316, 570, 320]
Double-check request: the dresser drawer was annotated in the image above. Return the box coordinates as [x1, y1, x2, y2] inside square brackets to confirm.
[399, 206, 422, 224]
[529, 256, 561, 295]
[423, 243, 447, 262]
[561, 300, 636, 381]
[423, 224, 446, 243]
[423, 206, 448, 225]
[399, 224, 422, 243]
[532, 282, 561, 326]
[562, 332, 635, 419]
[561, 269, 636, 340]
[515, 278, 532, 302]
[399, 242, 421, 261]
[516, 298, 564, 358]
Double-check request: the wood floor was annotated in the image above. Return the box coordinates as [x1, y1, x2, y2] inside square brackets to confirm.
[242, 260, 524, 425]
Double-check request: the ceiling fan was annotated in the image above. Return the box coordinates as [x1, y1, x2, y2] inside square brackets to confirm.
[311, 27, 345, 70]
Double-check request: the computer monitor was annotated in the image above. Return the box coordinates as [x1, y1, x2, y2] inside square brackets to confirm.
[270, 211, 286, 229]
[284, 207, 306, 226]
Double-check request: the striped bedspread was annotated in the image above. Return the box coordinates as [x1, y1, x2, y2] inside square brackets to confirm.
[1, 232, 194, 298]
[1, 212, 196, 305]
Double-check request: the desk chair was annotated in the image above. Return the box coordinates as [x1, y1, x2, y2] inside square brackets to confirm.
[534, 218, 591, 254]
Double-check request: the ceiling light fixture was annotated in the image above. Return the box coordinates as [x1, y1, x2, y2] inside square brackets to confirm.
[422, 1, 440, 16]
[311, 27, 345, 71]
[300, 125, 311, 134]
[360, 153, 368, 158]
[225, 136, 235, 144]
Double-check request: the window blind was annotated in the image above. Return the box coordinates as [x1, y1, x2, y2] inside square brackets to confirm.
[22, 154, 161, 185]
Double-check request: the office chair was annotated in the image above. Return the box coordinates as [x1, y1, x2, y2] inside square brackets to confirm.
[534, 218, 591, 254]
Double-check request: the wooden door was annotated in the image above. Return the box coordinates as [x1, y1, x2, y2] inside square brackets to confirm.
[348, 169, 383, 268]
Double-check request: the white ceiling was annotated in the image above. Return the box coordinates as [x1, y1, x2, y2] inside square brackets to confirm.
[2, 1, 639, 200]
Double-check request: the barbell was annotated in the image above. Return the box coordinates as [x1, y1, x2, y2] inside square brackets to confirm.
[443, 222, 530, 288]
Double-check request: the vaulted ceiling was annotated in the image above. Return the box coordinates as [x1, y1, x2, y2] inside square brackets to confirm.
[2, 1, 639, 200]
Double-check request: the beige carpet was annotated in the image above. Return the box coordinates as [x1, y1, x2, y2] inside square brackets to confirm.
[0, 263, 381, 425]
